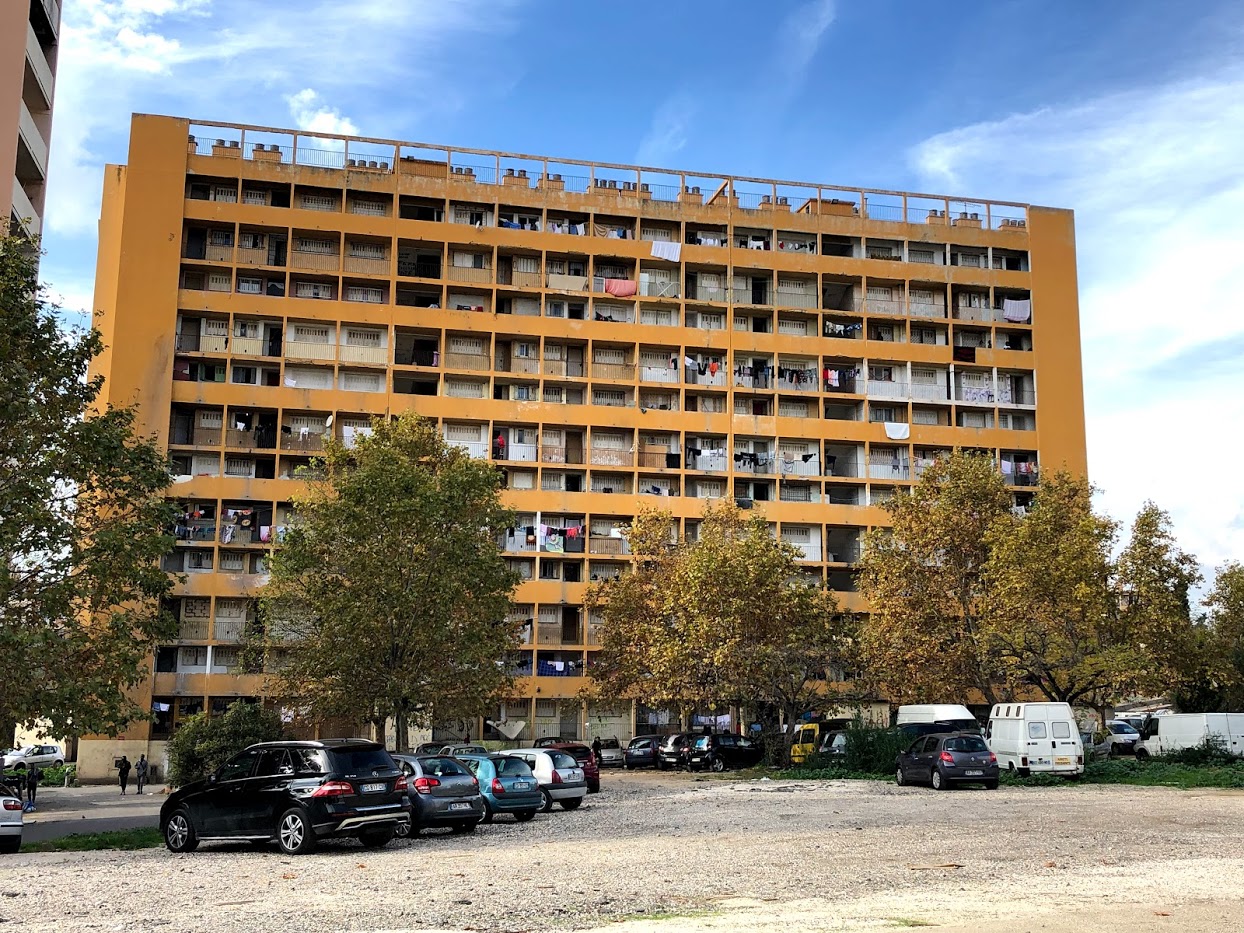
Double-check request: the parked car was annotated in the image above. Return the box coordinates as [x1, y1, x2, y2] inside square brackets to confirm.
[623, 734, 664, 769]
[896, 705, 980, 739]
[788, 720, 850, 765]
[540, 742, 600, 793]
[1135, 713, 1244, 760]
[985, 702, 1084, 777]
[391, 754, 485, 835]
[818, 730, 847, 757]
[456, 754, 541, 823]
[500, 749, 587, 812]
[896, 732, 999, 790]
[687, 734, 763, 772]
[438, 744, 489, 758]
[596, 738, 624, 768]
[1101, 720, 1141, 756]
[160, 739, 409, 855]
[656, 733, 695, 770]
[0, 780, 22, 853]
[414, 742, 446, 755]
[1, 745, 64, 771]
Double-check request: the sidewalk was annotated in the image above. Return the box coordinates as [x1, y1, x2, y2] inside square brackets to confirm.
[20, 784, 165, 844]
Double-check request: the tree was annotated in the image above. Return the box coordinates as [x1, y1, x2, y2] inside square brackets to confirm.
[586, 503, 855, 760]
[0, 233, 176, 744]
[984, 473, 1136, 714]
[1174, 562, 1244, 712]
[857, 451, 1013, 705]
[258, 413, 520, 751]
[166, 700, 285, 786]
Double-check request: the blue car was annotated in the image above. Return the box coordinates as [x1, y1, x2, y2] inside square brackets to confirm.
[455, 754, 541, 823]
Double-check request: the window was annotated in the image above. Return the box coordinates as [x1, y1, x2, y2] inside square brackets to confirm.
[291, 749, 326, 775]
[216, 749, 259, 782]
[1052, 722, 1071, 739]
[255, 749, 293, 777]
[209, 229, 233, 246]
[237, 277, 262, 294]
[293, 324, 331, 343]
[349, 242, 386, 260]
[909, 248, 935, 263]
[944, 736, 989, 752]
[345, 328, 382, 347]
[295, 237, 335, 254]
[346, 286, 384, 303]
[1028, 722, 1048, 739]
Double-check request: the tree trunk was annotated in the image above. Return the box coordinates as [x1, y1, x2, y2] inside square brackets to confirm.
[394, 709, 409, 753]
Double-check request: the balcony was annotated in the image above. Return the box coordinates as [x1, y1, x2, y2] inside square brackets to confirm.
[450, 440, 489, 459]
[543, 360, 585, 378]
[281, 432, 325, 453]
[773, 289, 818, 310]
[865, 297, 906, 317]
[639, 278, 680, 299]
[236, 247, 272, 266]
[589, 536, 631, 556]
[343, 255, 390, 276]
[590, 448, 633, 467]
[10, 178, 39, 235]
[777, 455, 821, 477]
[397, 258, 442, 279]
[911, 382, 950, 402]
[955, 385, 997, 404]
[540, 446, 585, 465]
[591, 362, 635, 381]
[775, 368, 819, 393]
[285, 340, 336, 362]
[909, 301, 947, 320]
[17, 100, 48, 179]
[339, 344, 388, 365]
[640, 364, 679, 384]
[213, 619, 246, 643]
[784, 540, 823, 562]
[867, 380, 908, 400]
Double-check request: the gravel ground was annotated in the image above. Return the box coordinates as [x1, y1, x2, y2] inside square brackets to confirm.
[5, 771, 1244, 932]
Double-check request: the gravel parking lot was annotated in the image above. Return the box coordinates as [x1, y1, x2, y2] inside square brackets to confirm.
[6, 770, 1244, 932]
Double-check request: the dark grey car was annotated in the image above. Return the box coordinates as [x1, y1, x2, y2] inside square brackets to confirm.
[896, 732, 999, 790]
[392, 754, 485, 835]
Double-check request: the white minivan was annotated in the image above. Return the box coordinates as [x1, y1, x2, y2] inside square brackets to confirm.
[500, 748, 587, 812]
[896, 704, 980, 738]
[1134, 713, 1244, 760]
[986, 702, 1084, 776]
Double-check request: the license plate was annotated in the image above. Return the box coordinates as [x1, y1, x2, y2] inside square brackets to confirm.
[449, 802, 471, 811]
[964, 770, 983, 776]
[1055, 756, 1072, 765]
[361, 782, 386, 793]
[512, 782, 531, 790]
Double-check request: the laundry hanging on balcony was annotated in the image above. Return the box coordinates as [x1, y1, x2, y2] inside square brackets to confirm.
[650, 241, 682, 262]
[1002, 298, 1032, 323]
[603, 278, 637, 298]
[884, 422, 911, 440]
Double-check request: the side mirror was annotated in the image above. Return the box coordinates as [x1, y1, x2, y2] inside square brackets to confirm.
[207, 772, 218, 784]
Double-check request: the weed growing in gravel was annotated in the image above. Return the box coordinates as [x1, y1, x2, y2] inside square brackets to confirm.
[21, 827, 163, 852]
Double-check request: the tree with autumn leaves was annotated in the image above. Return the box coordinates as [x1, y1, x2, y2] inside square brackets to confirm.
[586, 503, 858, 758]
[858, 450, 1214, 716]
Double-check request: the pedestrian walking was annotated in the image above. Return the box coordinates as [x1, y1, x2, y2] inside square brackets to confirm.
[591, 736, 603, 764]
[24, 765, 41, 811]
[135, 755, 149, 795]
[117, 755, 131, 795]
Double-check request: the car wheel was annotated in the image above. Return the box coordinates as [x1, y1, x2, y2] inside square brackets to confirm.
[450, 821, 477, 834]
[394, 816, 411, 838]
[164, 808, 199, 853]
[480, 800, 494, 824]
[359, 828, 395, 848]
[0, 836, 20, 854]
[931, 768, 949, 791]
[539, 788, 553, 813]
[514, 809, 537, 822]
[53, 760, 63, 768]
[984, 780, 999, 790]
[710, 757, 726, 773]
[656, 759, 666, 771]
[560, 797, 582, 811]
[276, 808, 316, 855]
[895, 764, 906, 787]
[1135, 747, 1150, 761]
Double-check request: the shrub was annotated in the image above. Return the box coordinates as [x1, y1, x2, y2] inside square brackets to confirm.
[166, 700, 285, 787]
[1161, 737, 1238, 767]
[39, 764, 76, 787]
[841, 723, 911, 777]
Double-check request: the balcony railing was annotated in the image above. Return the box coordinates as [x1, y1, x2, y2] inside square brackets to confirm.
[687, 284, 730, 303]
[955, 385, 997, 404]
[177, 619, 210, 641]
[397, 259, 441, 279]
[445, 265, 493, 284]
[449, 440, 490, 459]
[289, 251, 341, 272]
[213, 619, 246, 643]
[869, 462, 911, 480]
[590, 448, 633, 467]
[235, 247, 272, 266]
[542, 360, 585, 378]
[998, 389, 1037, 406]
[733, 455, 774, 475]
[826, 543, 863, 564]
[285, 340, 336, 362]
[231, 336, 267, 356]
[909, 301, 947, 319]
[640, 366, 679, 384]
[733, 287, 770, 306]
[343, 255, 390, 275]
[443, 351, 490, 371]
[339, 344, 388, 365]
[777, 456, 820, 476]
[281, 432, 325, 452]
[911, 382, 950, 402]
[784, 541, 823, 562]
[774, 289, 818, 310]
[775, 370, 819, 393]
[865, 297, 906, 317]
[205, 244, 234, 263]
[540, 446, 585, 465]
[639, 280, 680, 299]
[591, 362, 635, 380]
[953, 305, 994, 323]
[866, 379, 908, 400]
[589, 537, 631, 556]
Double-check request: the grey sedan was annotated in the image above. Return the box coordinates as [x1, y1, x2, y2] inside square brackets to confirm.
[392, 754, 486, 834]
[896, 732, 999, 790]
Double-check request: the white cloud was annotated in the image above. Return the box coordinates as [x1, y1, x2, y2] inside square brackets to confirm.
[909, 66, 1244, 571]
[286, 89, 357, 136]
[636, 93, 694, 166]
[776, 0, 836, 87]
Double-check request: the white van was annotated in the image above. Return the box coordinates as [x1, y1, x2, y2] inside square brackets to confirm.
[896, 704, 980, 738]
[1134, 713, 1244, 760]
[985, 702, 1084, 776]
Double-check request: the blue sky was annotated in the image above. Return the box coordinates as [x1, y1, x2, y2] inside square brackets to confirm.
[41, 0, 1244, 577]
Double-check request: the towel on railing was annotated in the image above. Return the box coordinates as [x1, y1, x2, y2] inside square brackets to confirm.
[650, 241, 682, 262]
[1002, 298, 1032, 323]
[884, 422, 910, 440]
[604, 278, 637, 297]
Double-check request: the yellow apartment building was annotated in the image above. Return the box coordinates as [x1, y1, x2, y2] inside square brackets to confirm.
[81, 113, 1086, 779]
[1, 0, 59, 238]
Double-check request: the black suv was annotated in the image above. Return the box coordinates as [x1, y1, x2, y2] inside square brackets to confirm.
[160, 739, 410, 854]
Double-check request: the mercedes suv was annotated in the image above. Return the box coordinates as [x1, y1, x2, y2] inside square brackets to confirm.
[160, 739, 410, 854]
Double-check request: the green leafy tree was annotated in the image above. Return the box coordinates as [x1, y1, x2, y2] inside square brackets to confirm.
[587, 503, 855, 761]
[1175, 562, 1244, 712]
[258, 413, 519, 751]
[166, 700, 285, 786]
[984, 473, 1135, 715]
[857, 451, 1013, 705]
[0, 234, 175, 744]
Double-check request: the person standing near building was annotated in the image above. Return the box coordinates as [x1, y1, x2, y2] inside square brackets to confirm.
[591, 736, 603, 765]
[134, 755, 149, 795]
[117, 755, 131, 795]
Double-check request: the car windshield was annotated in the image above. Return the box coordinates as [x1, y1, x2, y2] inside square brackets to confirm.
[420, 757, 467, 777]
[602, 739, 620, 749]
[547, 751, 577, 770]
[1109, 722, 1139, 735]
[944, 736, 989, 752]
[329, 748, 395, 775]
[694, 736, 711, 749]
[494, 757, 533, 777]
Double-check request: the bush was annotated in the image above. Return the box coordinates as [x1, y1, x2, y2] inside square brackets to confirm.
[39, 764, 76, 786]
[166, 700, 285, 787]
[1161, 737, 1238, 767]
[841, 723, 911, 776]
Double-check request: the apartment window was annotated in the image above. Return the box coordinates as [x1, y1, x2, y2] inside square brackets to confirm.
[866, 246, 894, 260]
[198, 411, 223, 429]
[912, 327, 939, 345]
[698, 312, 725, 330]
[869, 406, 896, 423]
[224, 457, 255, 477]
[342, 372, 383, 392]
[445, 380, 485, 398]
[207, 273, 231, 292]
[239, 232, 266, 249]
[779, 400, 809, 418]
[237, 277, 262, 294]
[349, 242, 386, 260]
[449, 336, 484, 354]
[218, 552, 245, 572]
[349, 198, 387, 216]
[345, 328, 382, 347]
[295, 237, 335, 254]
[593, 389, 627, 406]
[292, 324, 331, 343]
[909, 248, 935, 263]
[212, 186, 237, 203]
[547, 301, 566, 318]
[294, 282, 334, 299]
[346, 286, 384, 303]
[186, 551, 213, 571]
[242, 190, 269, 206]
[912, 367, 937, 385]
[179, 647, 208, 668]
[777, 318, 808, 336]
[209, 230, 233, 247]
[299, 193, 337, 212]
[869, 366, 895, 382]
[913, 409, 940, 425]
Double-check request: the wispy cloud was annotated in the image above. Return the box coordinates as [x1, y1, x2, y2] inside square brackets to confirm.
[909, 65, 1244, 570]
[775, 0, 836, 88]
[286, 89, 357, 136]
[636, 93, 695, 166]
